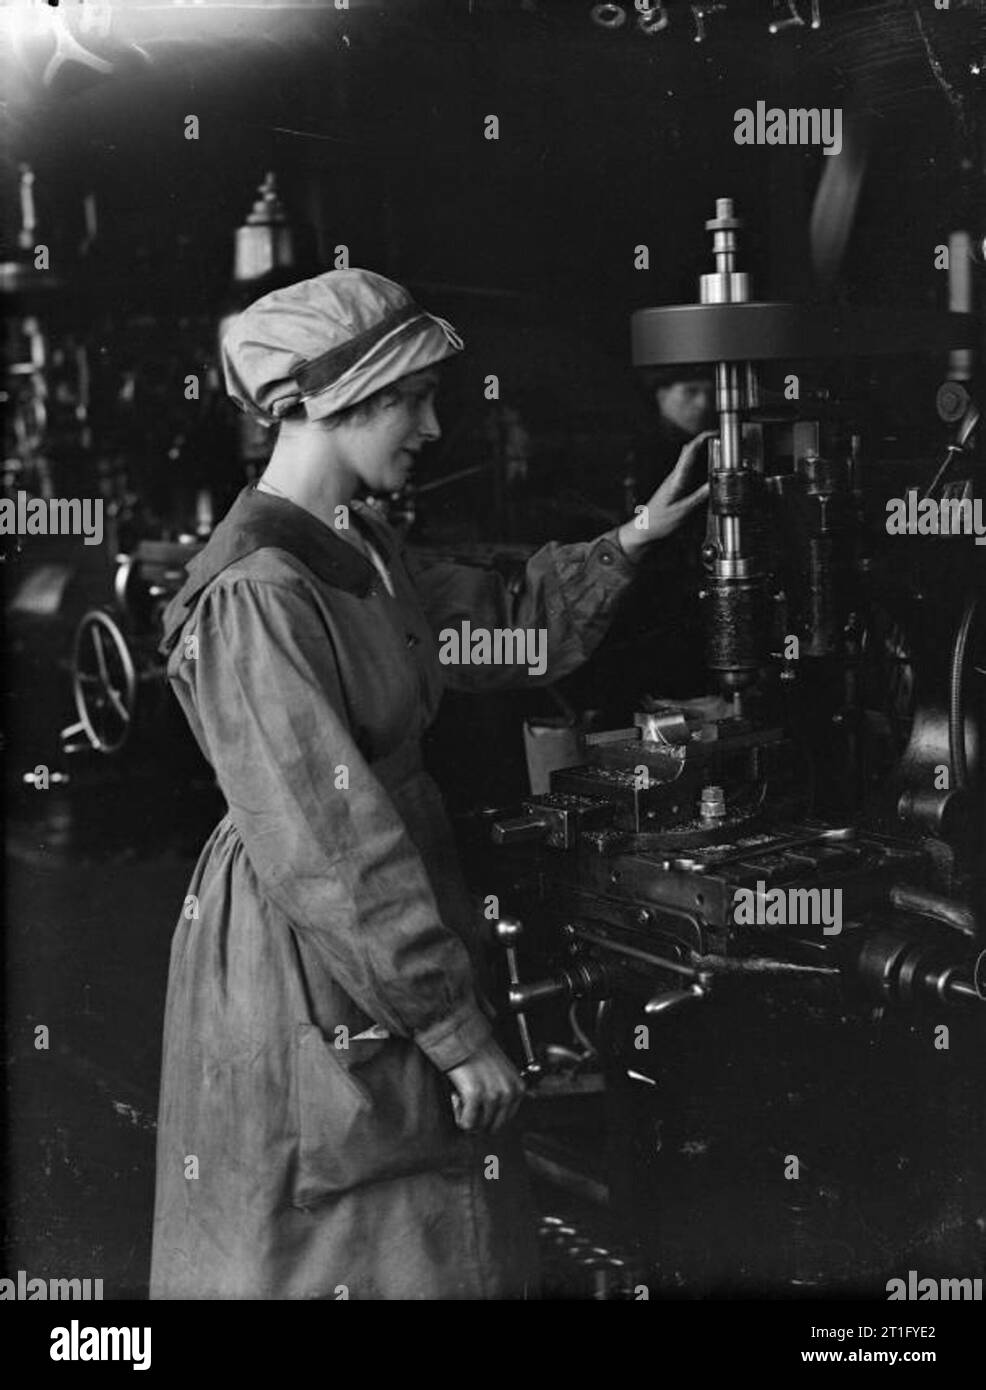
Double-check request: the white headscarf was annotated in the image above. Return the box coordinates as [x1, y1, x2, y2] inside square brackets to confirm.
[221, 268, 463, 425]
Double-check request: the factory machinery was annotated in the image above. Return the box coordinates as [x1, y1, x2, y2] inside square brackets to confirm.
[466, 200, 986, 1297]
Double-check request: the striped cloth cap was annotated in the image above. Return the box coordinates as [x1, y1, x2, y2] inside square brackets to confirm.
[221, 268, 464, 425]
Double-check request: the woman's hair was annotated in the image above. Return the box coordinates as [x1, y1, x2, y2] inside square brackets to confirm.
[277, 377, 416, 432]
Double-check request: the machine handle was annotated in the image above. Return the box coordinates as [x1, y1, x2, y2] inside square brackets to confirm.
[890, 884, 979, 939]
[509, 978, 572, 1010]
[491, 816, 549, 847]
[644, 984, 708, 1018]
[493, 917, 542, 1080]
[508, 960, 614, 1014]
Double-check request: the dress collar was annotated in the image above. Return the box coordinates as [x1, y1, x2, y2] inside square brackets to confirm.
[159, 485, 393, 655]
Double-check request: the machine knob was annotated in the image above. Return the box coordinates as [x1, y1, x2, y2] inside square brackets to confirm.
[936, 379, 971, 424]
[493, 915, 524, 944]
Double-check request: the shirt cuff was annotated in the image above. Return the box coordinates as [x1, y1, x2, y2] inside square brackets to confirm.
[414, 996, 493, 1072]
[597, 526, 644, 574]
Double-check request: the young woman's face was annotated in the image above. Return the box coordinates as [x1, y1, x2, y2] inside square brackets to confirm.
[335, 369, 442, 493]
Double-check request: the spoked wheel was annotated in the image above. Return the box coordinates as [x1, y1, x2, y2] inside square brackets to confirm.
[63, 609, 138, 754]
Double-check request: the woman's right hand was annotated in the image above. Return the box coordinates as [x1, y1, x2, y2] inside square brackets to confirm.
[617, 428, 715, 558]
[446, 1038, 526, 1134]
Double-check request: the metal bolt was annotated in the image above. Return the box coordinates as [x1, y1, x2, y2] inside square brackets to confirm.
[699, 785, 726, 821]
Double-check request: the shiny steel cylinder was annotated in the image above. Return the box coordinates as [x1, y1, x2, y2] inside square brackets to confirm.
[694, 199, 765, 695]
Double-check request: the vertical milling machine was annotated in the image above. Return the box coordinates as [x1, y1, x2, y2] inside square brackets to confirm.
[465, 198, 986, 1294]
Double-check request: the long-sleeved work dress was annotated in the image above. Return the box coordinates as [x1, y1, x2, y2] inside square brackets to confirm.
[150, 484, 639, 1299]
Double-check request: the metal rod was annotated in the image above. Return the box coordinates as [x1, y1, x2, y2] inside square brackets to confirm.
[690, 954, 841, 978]
[573, 926, 697, 978]
[947, 979, 985, 1004]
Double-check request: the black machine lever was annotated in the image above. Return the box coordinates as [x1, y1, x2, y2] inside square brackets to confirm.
[492, 916, 542, 1080]
[508, 959, 615, 1013]
[644, 983, 708, 1018]
[492, 918, 618, 1081]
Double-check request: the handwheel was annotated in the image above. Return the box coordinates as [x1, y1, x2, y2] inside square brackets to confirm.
[63, 609, 138, 754]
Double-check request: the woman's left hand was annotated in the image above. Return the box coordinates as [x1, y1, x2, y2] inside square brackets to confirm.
[617, 429, 715, 559]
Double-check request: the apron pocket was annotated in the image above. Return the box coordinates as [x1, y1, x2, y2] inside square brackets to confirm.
[292, 1022, 464, 1207]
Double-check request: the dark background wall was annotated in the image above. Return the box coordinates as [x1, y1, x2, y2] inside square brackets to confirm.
[4, 0, 982, 481]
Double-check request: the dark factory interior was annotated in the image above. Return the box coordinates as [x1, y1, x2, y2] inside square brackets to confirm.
[3, 0, 986, 1309]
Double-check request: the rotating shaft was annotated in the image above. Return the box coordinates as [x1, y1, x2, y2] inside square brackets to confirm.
[698, 198, 764, 697]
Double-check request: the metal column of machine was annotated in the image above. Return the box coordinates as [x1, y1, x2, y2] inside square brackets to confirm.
[633, 197, 767, 702]
[630, 195, 979, 708]
[699, 198, 763, 705]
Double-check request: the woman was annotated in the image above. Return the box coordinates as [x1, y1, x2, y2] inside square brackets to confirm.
[150, 269, 709, 1300]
